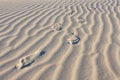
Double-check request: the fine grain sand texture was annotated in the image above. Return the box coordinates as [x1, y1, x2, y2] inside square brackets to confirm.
[0, 0, 120, 80]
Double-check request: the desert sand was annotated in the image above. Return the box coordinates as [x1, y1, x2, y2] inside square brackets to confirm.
[0, 0, 120, 80]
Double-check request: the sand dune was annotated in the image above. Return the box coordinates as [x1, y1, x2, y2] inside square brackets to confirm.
[0, 0, 120, 80]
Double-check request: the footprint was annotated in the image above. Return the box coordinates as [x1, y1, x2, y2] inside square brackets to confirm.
[111, 3, 114, 6]
[16, 51, 45, 69]
[79, 17, 86, 24]
[91, 6, 99, 12]
[66, 33, 80, 44]
[51, 23, 62, 31]
[70, 10, 75, 15]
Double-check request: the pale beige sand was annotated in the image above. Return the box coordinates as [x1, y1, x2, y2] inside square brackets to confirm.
[0, 0, 120, 80]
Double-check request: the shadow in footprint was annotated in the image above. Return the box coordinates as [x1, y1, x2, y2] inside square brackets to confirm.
[20, 60, 35, 69]
[72, 36, 80, 44]
[39, 50, 46, 56]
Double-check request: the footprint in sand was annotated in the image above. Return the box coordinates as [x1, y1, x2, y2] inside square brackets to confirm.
[70, 10, 75, 15]
[66, 32, 80, 44]
[79, 17, 86, 24]
[51, 23, 62, 31]
[16, 51, 45, 69]
[91, 6, 98, 12]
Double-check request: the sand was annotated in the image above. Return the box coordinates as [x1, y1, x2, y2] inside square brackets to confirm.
[0, 0, 120, 80]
